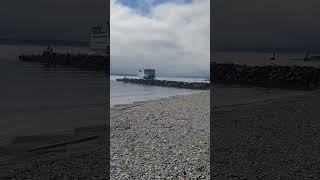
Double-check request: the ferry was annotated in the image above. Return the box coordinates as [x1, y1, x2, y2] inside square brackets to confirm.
[138, 68, 156, 79]
[90, 22, 109, 55]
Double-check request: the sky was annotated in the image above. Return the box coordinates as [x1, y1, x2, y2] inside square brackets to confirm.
[214, 0, 320, 52]
[0, 0, 107, 41]
[1, 0, 320, 53]
[0, 0, 209, 77]
[117, 0, 192, 15]
[1, 0, 319, 75]
[111, 0, 210, 77]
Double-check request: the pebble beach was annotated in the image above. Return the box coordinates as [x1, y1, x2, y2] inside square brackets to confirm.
[2, 85, 320, 179]
[212, 88, 320, 179]
[110, 91, 210, 179]
[0, 91, 210, 179]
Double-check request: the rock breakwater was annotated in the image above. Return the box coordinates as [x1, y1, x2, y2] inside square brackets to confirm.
[116, 78, 210, 90]
[212, 62, 320, 90]
[19, 52, 108, 71]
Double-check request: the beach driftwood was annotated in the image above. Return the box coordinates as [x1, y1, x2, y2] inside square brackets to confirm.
[117, 104, 141, 110]
[27, 135, 99, 152]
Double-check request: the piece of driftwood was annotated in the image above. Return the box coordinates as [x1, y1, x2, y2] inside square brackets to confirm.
[27, 135, 99, 152]
[118, 104, 141, 110]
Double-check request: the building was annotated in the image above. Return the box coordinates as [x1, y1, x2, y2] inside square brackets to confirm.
[138, 69, 156, 79]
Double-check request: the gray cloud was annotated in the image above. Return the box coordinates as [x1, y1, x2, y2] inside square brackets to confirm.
[0, 0, 210, 77]
[0, 0, 108, 41]
[111, 0, 210, 77]
[214, 0, 320, 51]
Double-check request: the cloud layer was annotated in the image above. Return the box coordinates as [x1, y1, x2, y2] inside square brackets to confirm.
[0, 0, 107, 41]
[111, 0, 210, 77]
[214, 0, 320, 51]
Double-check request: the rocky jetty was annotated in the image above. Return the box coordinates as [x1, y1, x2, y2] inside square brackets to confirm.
[212, 62, 320, 90]
[19, 51, 108, 71]
[116, 78, 209, 90]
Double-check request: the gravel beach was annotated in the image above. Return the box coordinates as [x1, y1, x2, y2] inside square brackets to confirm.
[0, 91, 210, 179]
[2, 86, 320, 179]
[212, 89, 320, 179]
[0, 126, 109, 180]
[111, 91, 210, 179]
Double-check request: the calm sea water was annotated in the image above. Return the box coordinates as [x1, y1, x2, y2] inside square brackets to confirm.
[110, 75, 208, 107]
[0, 45, 107, 145]
[214, 51, 320, 67]
[0, 44, 207, 145]
[1, 45, 314, 144]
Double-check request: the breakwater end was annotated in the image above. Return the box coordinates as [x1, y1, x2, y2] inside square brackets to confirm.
[116, 78, 210, 90]
[19, 52, 108, 71]
[212, 62, 320, 90]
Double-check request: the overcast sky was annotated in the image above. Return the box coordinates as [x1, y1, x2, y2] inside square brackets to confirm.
[214, 0, 320, 52]
[0, 0, 107, 41]
[111, 0, 210, 77]
[2, 0, 320, 52]
[0, 0, 209, 77]
[3, 0, 319, 75]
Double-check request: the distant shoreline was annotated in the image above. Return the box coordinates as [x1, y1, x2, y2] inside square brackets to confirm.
[111, 74, 210, 80]
[0, 39, 89, 47]
[213, 49, 320, 54]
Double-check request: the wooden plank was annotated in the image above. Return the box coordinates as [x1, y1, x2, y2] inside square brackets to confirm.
[27, 135, 99, 152]
[118, 104, 141, 110]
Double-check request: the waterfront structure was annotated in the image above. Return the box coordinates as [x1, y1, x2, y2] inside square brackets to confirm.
[138, 69, 156, 79]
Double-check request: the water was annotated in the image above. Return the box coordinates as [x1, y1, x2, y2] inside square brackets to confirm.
[213, 51, 320, 67]
[110, 75, 207, 107]
[0, 44, 208, 145]
[0, 44, 107, 145]
[2, 46, 310, 144]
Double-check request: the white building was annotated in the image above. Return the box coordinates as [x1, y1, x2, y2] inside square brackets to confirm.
[138, 69, 156, 79]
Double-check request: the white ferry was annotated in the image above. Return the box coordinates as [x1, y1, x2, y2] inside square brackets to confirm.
[90, 22, 109, 55]
[138, 68, 156, 79]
